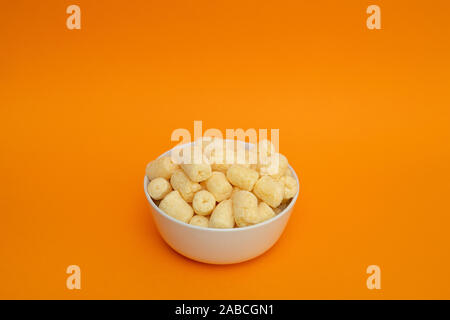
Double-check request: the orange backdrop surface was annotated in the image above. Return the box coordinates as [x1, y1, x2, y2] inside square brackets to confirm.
[1, 0, 450, 299]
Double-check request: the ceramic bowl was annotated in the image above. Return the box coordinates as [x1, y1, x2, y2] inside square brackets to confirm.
[144, 142, 299, 264]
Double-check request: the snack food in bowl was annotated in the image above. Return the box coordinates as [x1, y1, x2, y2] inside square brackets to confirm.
[144, 139, 299, 264]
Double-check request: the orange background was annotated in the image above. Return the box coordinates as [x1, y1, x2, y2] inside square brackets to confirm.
[1, 0, 449, 299]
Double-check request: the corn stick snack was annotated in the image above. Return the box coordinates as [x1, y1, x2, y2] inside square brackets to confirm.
[232, 190, 259, 227]
[209, 199, 235, 229]
[226, 165, 259, 191]
[255, 202, 276, 224]
[189, 215, 209, 228]
[170, 169, 202, 202]
[159, 191, 194, 223]
[253, 175, 284, 208]
[192, 190, 216, 216]
[147, 177, 172, 200]
[280, 175, 298, 200]
[257, 153, 288, 179]
[172, 143, 212, 182]
[146, 156, 179, 180]
[180, 163, 212, 183]
[206, 171, 233, 202]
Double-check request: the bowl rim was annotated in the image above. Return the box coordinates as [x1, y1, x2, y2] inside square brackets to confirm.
[143, 140, 300, 232]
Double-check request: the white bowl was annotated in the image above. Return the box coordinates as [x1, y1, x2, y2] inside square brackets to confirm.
[144, 143, 300, 264]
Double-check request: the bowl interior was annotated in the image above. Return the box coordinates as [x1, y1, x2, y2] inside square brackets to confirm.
[144, 141, 300, 232]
